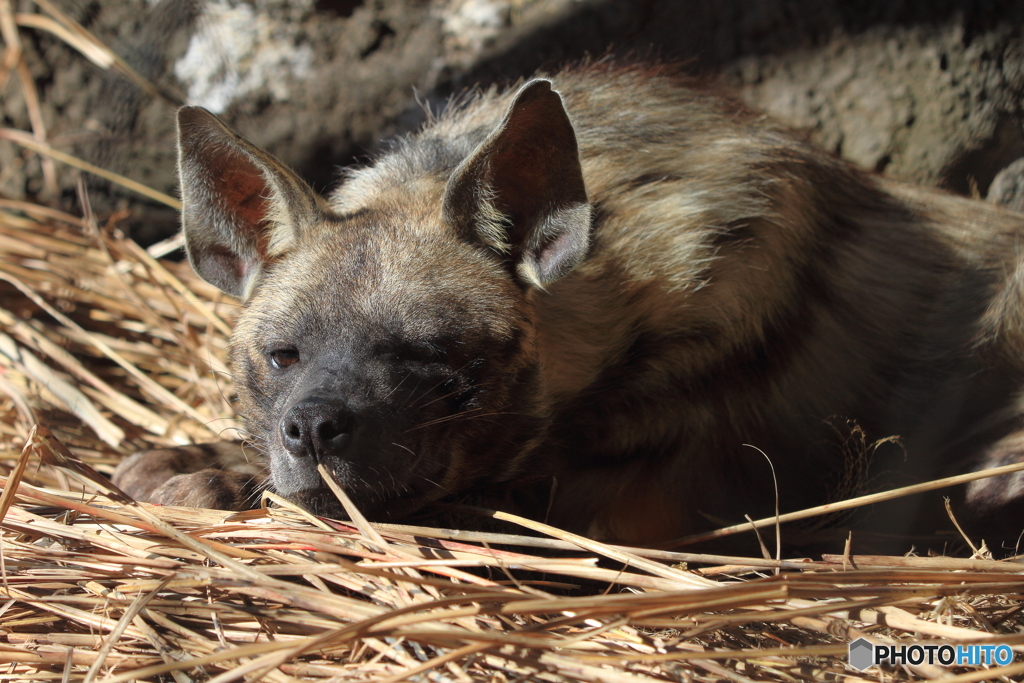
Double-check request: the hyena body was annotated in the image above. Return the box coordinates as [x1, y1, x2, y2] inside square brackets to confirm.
[115, 65, 1024, 550]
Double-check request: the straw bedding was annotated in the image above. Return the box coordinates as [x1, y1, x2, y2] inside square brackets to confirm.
[1, 6, 1024, 682]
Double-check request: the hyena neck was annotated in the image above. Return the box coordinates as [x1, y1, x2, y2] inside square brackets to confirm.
[527, 137, 1022, 542]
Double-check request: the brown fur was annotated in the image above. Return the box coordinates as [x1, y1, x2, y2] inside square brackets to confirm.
[113, 64, 1024, 553]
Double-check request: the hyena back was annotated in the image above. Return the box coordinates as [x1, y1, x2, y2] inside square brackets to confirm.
[114, 64, 1024, 550]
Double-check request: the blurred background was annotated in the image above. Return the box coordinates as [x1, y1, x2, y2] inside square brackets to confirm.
[3, 0, 1024, 247]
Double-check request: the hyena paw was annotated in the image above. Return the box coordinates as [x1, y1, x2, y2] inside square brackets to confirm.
[112, 442, 266, 511]
[146, 469, 263, 509]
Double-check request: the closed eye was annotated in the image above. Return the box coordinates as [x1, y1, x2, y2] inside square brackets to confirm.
[402, 342, 447, 364]
[376, 340, 448, 365]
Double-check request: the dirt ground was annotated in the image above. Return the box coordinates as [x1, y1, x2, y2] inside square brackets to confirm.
[3, 0, 1024, 245]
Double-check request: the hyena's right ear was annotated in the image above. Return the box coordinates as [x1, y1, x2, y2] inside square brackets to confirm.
[176, 107, 323, 298]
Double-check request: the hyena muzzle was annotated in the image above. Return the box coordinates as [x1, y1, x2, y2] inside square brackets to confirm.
[114, 64, 1024, 552]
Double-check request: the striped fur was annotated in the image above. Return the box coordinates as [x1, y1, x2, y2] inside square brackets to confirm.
[115, 64, 1024, 552]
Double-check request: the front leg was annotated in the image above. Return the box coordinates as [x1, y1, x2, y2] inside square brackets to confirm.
[112, 442, 266, 510]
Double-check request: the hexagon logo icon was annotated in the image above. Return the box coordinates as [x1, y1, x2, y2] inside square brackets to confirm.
[848, 638, 875, 671]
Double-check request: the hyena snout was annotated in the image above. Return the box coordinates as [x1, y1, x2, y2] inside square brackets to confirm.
[272, 392, 430, 518]
[279, 398, 357, 462]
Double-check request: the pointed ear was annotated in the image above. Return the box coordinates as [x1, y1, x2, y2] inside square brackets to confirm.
[442, 79, 591, 288]
[176, 106, 323, 298]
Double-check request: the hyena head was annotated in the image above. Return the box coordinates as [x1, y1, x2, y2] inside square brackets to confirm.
[176, 81, 590, 519]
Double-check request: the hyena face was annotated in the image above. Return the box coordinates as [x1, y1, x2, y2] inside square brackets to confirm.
[175, 81, 587, 519]
[231, 214, 540, 518]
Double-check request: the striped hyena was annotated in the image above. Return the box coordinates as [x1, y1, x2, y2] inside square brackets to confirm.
[115, 65, 1024, 552]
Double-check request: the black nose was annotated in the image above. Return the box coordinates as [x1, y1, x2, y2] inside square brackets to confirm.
[280, 399, 354, 460]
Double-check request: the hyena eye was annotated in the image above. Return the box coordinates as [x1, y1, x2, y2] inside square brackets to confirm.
[394, 342, 446, 365]
[421, 344, 446, 363]
[268, 348, 300, 369]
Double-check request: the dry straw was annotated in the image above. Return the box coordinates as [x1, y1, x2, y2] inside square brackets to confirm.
[1, 2, 1024, 681]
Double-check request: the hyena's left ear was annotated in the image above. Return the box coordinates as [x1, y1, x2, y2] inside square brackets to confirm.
[176, 106, 324, 298]
[442, 79, 591, 288]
